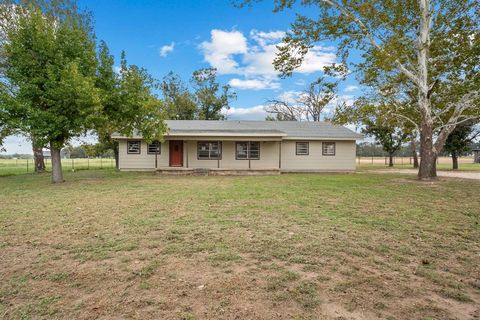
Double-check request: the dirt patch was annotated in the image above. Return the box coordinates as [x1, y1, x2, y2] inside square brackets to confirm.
[372, 169, 480, 180]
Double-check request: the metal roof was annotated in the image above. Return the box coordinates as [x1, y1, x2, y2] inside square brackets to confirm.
[112, 120, 363, 140]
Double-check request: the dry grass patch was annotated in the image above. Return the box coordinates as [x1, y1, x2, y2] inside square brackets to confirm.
[0, 170, 479, 319]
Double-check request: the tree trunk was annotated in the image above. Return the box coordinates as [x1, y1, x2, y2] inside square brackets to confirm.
[389, 153, 394, 167]
[33, 147, 46, 173]
[452, 153, 458, 170]
[411, 138, 419, 168]
[416, 0, 437, 180]
[50, 143, 64, 183]
[114, 142, 119, 170]
[418, 119, 437, 180]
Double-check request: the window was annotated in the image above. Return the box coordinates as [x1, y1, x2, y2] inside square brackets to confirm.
[322, 142, 336, 156]
[147, 141, 161, 154]
[127, 141, 141, 154]
[197, 141, 222, 159]
[236, 142, 260, 160]
[296, 142, 309, 155]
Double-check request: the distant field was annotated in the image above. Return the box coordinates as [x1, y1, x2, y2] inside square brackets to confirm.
[0, 158, 115, 176]
[357, 156, 480, 171]
[0, 170, 479, 319]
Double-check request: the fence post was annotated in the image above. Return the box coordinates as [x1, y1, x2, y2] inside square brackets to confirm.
[111, 158, 113, 167]
[88, 157, 90, 170]
[100, 157, 103, 169]
[26, 159, 28, 172]
[72, 159, 74, 170]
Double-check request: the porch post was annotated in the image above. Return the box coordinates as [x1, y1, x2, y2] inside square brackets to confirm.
[185, 141, 189, 168]
[279, 141, 282, 169]
[155, 144, 158, 169]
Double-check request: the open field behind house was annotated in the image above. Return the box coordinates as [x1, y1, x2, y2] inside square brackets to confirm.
[0, 158, 115, 176]
[0, 170, 479, 319]
[357, 156, 480, 171]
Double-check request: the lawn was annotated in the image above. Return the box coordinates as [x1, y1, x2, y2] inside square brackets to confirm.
[0, 170, 479, 319]
[0, 158, 115, 176]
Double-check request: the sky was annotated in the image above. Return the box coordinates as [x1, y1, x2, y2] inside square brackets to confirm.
[2, 0, 363, 154]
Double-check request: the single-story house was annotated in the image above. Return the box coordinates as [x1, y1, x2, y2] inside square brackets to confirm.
[112, 120, 363, 174]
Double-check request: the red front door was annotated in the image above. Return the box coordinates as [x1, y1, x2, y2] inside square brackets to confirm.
[169, 140, 183, 167]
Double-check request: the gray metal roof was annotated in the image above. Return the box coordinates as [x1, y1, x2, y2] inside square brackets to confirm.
[112, 120, 363, 140]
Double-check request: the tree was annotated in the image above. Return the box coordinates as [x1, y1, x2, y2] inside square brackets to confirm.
[363, 125, 408, 167]
[265, 78, 338, 121]
[265, 99, 303, 121]
[191, 68, 235, 120]
[161, 72, 197, 120]
[443, 121, 480, 170]
[2, 3, 99, 183]
[0, 2, 47, 172]
[240, 0, 480, 180]
[335, 101, 409, 167]
[299, 78, 338, 121]
[95, 46, 167, 169]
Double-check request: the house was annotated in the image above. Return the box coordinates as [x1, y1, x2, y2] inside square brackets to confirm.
[111, 120, 363, 174]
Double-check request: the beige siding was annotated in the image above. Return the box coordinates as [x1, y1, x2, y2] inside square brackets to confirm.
[281, 140, 356, 171]
[185, 141, 279, 170]
[118, 140, 168, 170]
[118, 139, 356, 171]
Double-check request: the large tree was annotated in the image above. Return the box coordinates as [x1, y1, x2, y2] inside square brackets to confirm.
[443, 121, 480, 170]
[335, 100, 410, 167]
[265, 77, 338, 121]
[161, 72, 197, 120]
[191, 68, 236, 120]
[2, 3, 99, 182]
[240, 0, 480, 180]
[0, 1, 49, 172]
[95, 45, 167, 169]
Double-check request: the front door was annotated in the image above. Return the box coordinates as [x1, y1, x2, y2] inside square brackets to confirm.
[169, 140, 183, 167]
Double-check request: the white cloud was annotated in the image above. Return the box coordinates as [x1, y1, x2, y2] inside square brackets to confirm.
[200, 30, 248, 74]
[344, 85, 359, 93]
[159, 42, 175, 57]
[200, 29, 337, 89]
[296, 46, 337, 74]
[224, 105, 267, 120]
[277, 90, 303, 103]
[228, 78, 280, 90]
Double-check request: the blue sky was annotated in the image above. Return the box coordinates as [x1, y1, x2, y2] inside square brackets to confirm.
[2, 0, 362, 154]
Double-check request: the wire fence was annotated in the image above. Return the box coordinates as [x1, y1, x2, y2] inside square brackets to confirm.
[357, 156, 475, 166]
[0, 157, 115, 176]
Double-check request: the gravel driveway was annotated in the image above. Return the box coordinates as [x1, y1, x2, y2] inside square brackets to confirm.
[372, 169, 480, 180]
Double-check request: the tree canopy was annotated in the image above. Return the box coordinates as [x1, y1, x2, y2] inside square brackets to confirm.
[240, 0, 480, 179]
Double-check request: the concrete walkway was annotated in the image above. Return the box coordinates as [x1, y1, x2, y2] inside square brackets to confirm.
[372, 169, 480, 180]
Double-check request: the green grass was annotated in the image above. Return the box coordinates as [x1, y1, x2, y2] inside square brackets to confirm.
[0, 158, 115, 176]
[0, 170, 479, 319]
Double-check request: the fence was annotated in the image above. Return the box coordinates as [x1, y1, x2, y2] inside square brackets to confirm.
[0, 157, 115, 176]
[357, 156, 475, 166]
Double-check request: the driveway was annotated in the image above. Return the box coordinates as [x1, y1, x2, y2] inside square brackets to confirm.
[371, 169, 480, 180]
